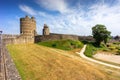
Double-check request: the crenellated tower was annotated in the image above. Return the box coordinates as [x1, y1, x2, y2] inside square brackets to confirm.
[20, 16, 37, 38]
[43, 24, 50, 35]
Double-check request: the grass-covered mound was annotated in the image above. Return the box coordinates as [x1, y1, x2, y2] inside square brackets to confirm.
[37, 39, 83, 50]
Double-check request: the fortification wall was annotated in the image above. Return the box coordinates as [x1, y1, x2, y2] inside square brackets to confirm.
[35, 34, 79, 42]
[2, 34, 94, 44]
[3, 38, 34, 45]
[2, 34, 34, 45]
[35, 35, 62, 42]
[2, 34, 19, 39]
[35, 33, 94, 43]
[78, 36, 94, 41]
[61, 35, 79, 40]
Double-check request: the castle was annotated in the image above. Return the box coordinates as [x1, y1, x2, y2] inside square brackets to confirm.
[3, 16, 37, 44]
[2, 16, 94, 44]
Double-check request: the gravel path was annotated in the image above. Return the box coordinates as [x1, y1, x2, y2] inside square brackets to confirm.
[78, 45, 120, 69]
[93, 53, 120, 64]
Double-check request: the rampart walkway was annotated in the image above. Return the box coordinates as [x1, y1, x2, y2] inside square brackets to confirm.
[0, 42, 21, 80]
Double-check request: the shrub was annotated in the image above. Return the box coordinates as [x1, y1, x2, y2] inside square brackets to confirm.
[116, 46, 120, 50]
[52, 44, 56, 47]
[103, 48, 109, 51]
[116, 50, 120, 55]
[109, 47, 115, 50]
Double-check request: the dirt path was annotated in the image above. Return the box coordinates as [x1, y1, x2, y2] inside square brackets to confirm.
[78, 45, 120, 69]
[93, 53, 120, 64]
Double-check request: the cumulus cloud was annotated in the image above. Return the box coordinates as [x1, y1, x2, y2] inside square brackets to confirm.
[19, 5, 37, 15]
[36, 0, 71, 14]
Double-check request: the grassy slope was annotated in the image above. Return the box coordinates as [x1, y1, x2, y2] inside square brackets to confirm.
[37, 39, 83, 50]
[7, 44, 115, 80]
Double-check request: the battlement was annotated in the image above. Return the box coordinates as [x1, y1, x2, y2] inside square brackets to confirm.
[20, 15, 37, 38]
[20, 16, 36, 23]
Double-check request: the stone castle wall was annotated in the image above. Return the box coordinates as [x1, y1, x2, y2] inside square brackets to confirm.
[2, 34, 19, 39]
[35, 33, 94, 43]
[3, 34, 94, 44]
[78, 36, 94, 41]
[2, 34, 34, 45]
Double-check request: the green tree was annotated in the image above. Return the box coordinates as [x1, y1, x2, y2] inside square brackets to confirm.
[92, 24, 111, 46]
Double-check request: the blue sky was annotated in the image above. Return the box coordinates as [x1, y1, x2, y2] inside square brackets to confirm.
[0, 0, 120, 36]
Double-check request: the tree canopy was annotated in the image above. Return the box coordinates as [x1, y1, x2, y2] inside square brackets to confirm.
[92, 24, 111, 46]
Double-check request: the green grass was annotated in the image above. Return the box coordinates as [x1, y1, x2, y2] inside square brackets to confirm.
[84, 44, 96, 57]
[84, 41, 120, 57]
[37, 39, 83, 50]
[84, 42, 109, 57]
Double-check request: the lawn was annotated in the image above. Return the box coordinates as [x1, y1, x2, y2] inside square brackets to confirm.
[7, 44, 116, 80]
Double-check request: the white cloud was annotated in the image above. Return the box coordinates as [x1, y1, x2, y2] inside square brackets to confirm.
[36, 1, 120, 36]
[19, 5, 37, 15]
[38, 12, 48, 17]
[36, 0, 70, 14]
[18, 0, 120, 36]
[86, 2, 120, 35]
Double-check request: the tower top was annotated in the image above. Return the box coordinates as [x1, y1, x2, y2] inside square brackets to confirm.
[20, 16, 36, 22]
[43, 24, 50, 35]
[25, 15, 30, 19]
[44, 24, 49, 28]
[31, 16, 35, 19]
[20, 15, 37, 37]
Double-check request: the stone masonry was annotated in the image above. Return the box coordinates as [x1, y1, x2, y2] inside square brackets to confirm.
[20, 15, 37, 38]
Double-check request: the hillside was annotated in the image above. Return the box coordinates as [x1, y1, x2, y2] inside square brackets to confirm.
[37, 39, 83, 50]
[7, 44, 117, 80]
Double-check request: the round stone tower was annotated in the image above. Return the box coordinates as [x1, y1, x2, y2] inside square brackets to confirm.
[20, 16, 37, 38]
[43, 24, 50, 35]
